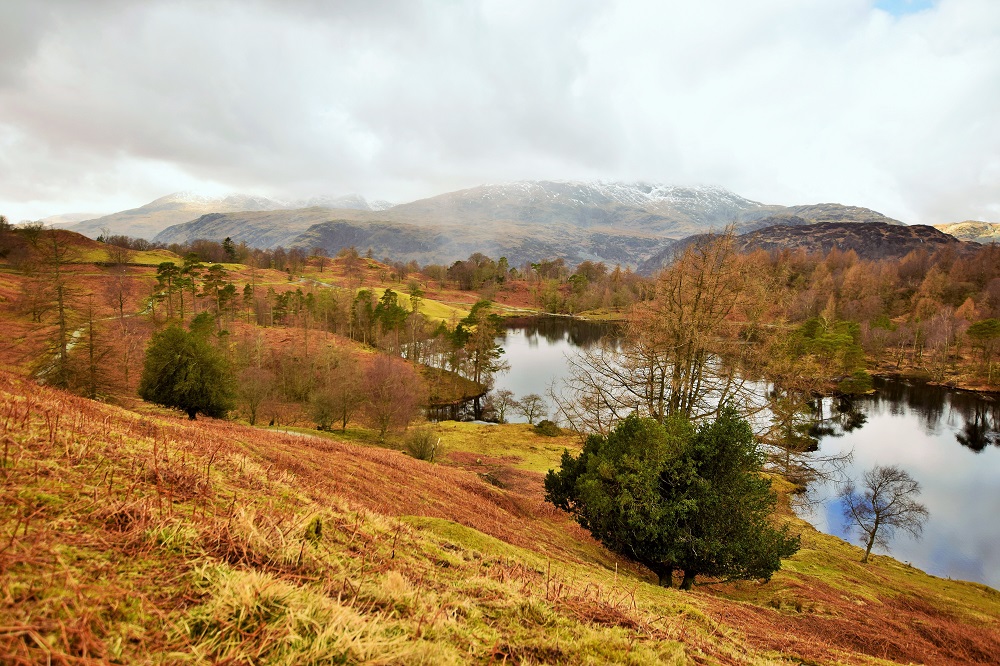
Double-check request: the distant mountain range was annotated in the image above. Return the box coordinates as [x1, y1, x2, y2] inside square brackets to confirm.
[68, 192, 391, 240]
[89, 181, 905, 268]
[56, 181, 991, 268]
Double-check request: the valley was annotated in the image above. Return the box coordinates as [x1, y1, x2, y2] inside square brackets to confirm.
[1, 197, 999, 664]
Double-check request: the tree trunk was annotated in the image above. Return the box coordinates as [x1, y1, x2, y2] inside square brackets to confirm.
[862, 517, 879, 563]
[680, 571, 697, 590]
[862, 533, 876, 563]
[654, 564, 674, 588]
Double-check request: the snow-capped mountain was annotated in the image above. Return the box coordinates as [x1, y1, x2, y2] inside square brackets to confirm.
[74, 180, 903, 270]
[382, 180, 779, 236]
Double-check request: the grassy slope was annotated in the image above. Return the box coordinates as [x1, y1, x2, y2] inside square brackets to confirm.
[2, 375, 999, 665]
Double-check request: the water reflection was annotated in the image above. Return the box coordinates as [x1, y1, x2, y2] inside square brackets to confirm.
[492, 317, 620, 420]
[859, 377, 1000, 452]
[957, 406, 1000, 452]
[812, 377, 1000, 588]
[501, 315, 619, 349]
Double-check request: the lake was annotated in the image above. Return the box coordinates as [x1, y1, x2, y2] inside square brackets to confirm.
[492, 316, 1000, 589]
[492, 316, 618, 415]
[808, 379, 1000, 588]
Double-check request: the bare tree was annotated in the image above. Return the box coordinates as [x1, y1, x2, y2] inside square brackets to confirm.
[339, 246, 364, 286]
[492, 388, 517, 424]
[363, 355, 427, 441]
[102, 227, 136, 266]
[552, 230, 764, 435]
[313, 350, 364, 431]
[515, 393, 547, 424]
[112, 317, 144, 390]
[310, 246, 329, 273]
[841, 465, 929, 564]
[237, 366, 273, 426]
[105, 264, 136, 322]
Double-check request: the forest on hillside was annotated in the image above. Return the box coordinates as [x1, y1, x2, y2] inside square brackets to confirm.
[2, 216, 999, 440]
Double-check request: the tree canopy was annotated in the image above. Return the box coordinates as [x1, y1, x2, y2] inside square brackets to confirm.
[545, 407, 800, 589]
[138, 314, 235, 419]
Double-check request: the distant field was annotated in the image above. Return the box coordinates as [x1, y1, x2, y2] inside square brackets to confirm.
[365, 285, 471, 323]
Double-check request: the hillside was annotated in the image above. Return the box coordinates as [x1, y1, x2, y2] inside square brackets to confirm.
[935, 221, 1000, 244]
[154, 207, 339, 249]
[639, 222, 969, 274]
[289, 218, 675, 268]
[379, 182, 775, 236]
[71, 192, 381, 241]
[2, 371, 999, 664]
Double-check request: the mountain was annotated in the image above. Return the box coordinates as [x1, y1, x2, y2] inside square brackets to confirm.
[639, 222, 969, 274]
[381, 181, 777, 236]
[289, 218, 675, 268]
[154, 208, 339, 248]
[145, 181, 907, 267]
[737, 204, 903, 233]
[70, 192, 287, 240]
[70, 191, 381, 240]
[33, 212, 104, 227]
[934, 221, 1000, 244]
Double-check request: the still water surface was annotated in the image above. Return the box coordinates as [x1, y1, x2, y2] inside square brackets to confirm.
[493, 316, 1000, 589]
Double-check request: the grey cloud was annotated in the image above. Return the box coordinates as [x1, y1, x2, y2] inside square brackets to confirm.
[1, 0, 999, 224]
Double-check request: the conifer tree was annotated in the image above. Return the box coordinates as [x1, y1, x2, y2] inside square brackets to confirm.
[546, 407, 799, 589]
[138, 313, 235, 419]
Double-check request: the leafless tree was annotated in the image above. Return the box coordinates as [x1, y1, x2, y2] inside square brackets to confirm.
[363, 355, 427, 441]
[104, 264, 136, 322]
[314, 350, 364, 431]
[311, 246, 329, 272]
[492, 388, 517, 424]
[112, 317, 144, 390]
[237, 366, 273, 426]
[841, 465, 929, 564]
[102, 227, 136, 266]
[515, 393, 547, 425]
[551, 230, 765, 435]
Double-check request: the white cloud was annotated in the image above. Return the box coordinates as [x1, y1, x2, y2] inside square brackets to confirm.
[0, 0, 998, 223]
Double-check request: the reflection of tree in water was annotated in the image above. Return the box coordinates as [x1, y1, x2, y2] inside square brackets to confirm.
[862, 377, 999, 452]
[837, 397, 868, 432]
[956, 404, 1000, 452]
[869, 377, 946, 432]
[809, 397, 868, 438]
[502, 316, 620, 349]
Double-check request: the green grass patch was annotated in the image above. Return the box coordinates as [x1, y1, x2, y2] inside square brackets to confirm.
[425, 421, 581, 474]
[364, 286, 470, 323]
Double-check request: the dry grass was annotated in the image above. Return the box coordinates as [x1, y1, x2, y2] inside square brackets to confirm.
[1, 371, 998, 664]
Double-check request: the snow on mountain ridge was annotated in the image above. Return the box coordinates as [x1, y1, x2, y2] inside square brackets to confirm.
[474, 180, 763, 213]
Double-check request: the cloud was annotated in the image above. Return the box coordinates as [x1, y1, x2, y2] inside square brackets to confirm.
[0, 0, 998, 224]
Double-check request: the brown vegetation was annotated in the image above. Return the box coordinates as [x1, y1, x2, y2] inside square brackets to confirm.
[1, 371, 998, 664]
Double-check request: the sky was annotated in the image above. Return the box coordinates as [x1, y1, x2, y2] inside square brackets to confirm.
[1, 0, 998, 224]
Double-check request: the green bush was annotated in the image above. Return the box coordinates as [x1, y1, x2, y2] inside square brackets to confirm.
[534, 420, 562, 437]
[545, 408, 800, 590]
